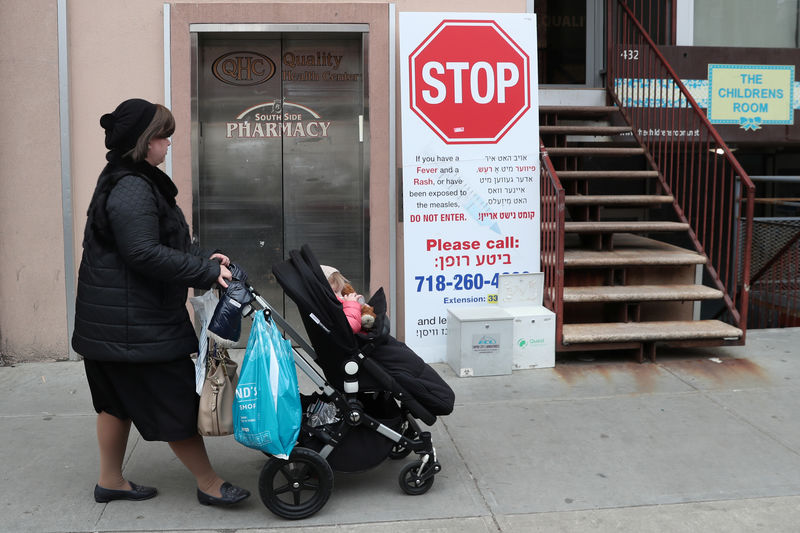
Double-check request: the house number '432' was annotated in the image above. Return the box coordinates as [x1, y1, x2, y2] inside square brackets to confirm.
[620, 49, 639, 60]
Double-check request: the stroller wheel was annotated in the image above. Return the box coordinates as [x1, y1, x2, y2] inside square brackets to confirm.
[258, 447, 334, 520]
[398, 459, 435, 495]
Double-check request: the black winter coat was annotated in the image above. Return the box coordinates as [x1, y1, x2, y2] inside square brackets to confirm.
[72, 158, 220, 363]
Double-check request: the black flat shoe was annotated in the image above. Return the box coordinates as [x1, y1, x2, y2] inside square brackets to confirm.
[94, 481, 158, 502]
[196, 481, 250, 506]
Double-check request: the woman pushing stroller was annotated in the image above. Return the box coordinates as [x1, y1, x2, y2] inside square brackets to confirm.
[72, 98, 249, 506]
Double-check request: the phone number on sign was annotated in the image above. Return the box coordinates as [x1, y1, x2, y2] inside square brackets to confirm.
[414, 273, 500, 292]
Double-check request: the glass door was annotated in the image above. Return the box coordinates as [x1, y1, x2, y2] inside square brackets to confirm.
[535, 0, 605, 86]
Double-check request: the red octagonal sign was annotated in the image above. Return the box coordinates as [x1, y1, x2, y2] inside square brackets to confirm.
[409, 20, 530, 144]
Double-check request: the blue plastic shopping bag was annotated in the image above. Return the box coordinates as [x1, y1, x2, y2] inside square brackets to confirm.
[234, 311, 301, 459]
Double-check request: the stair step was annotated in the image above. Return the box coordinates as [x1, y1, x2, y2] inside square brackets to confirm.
[566, 195, 674, 206]
[562, 320, 743, 344]
[540, 105, 619, 116]
[563, 284, 723, 303]
[540, 125, 632, 135]
[565, 221, 689, 233]
[560, 234, 706, 267]
[547, 147, 646, 156]
[557, 170, 659, 179]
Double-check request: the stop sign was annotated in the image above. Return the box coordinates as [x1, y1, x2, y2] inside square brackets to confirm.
[409, 20, 530, 144]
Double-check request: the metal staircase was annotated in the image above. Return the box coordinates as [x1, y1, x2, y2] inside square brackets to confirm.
[541, 104, 743, 361]
[537, 0, 754, 361]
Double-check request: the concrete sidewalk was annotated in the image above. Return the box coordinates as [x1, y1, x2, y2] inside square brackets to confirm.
[3, 328, 800, 532]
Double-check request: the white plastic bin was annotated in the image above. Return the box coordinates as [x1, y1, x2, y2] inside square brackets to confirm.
[502, 306, 555, 369]
[498, 273, 555, 369]
[446, 306, 513, 377]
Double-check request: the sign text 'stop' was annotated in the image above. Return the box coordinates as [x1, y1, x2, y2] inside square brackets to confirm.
[409, 20, 530, 144]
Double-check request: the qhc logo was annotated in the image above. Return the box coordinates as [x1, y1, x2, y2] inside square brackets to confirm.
[226, 100, 332, 139]
[212, 51, 276, 86]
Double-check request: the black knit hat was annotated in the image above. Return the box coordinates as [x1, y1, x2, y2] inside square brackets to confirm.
[100, 98, 157, 152]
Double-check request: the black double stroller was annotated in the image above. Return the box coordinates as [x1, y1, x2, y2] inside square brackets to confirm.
[244, 245, 455, 519]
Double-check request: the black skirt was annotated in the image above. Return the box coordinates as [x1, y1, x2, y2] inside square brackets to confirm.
[84, 357, 199, 442]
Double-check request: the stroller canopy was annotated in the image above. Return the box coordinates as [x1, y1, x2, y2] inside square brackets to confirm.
[272, 246, 367, 382]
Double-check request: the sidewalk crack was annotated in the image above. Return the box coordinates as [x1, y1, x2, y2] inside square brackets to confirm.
[439, 417, 503, 532]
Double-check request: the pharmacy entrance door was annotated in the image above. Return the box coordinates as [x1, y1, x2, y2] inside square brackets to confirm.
[193, 30, 369, 326]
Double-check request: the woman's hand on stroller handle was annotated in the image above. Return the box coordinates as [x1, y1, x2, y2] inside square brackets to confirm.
[210, 252, 230, 266]
[210, 253, 232, 288]
[217, 263, 232, 289]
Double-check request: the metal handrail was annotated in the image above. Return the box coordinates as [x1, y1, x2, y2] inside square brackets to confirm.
[607, 0, 755, 338]
[539, 139, 565, 345]
[749, 176, 800, 183]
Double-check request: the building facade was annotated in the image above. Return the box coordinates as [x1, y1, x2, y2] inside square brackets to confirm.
[1, 0, 797, 362]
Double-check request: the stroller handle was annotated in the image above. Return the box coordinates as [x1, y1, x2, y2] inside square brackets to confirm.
[243, 283, 319, 362]
[243, 282, 336, 396]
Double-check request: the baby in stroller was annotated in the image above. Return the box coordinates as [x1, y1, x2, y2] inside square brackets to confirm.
[319, 264, 373, 334]
[250, 245, 455, 519]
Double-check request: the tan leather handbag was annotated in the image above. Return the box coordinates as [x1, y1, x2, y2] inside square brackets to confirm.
[198, 350, 238, 436]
